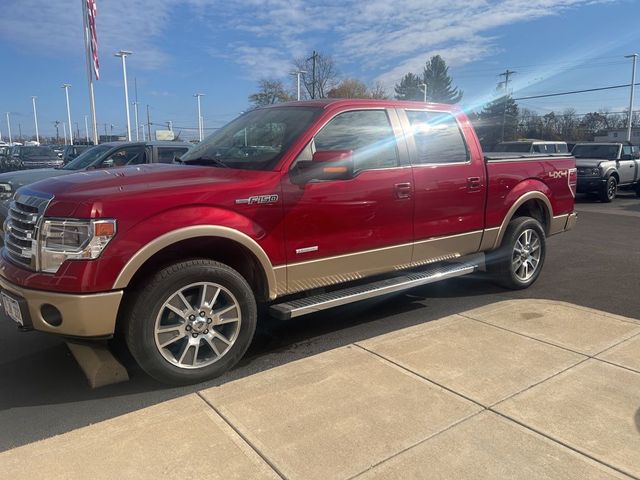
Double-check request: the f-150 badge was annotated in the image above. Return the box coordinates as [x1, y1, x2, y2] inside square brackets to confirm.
[235, 194, 279, 205]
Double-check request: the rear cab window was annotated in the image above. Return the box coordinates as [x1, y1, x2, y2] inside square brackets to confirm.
[157, 146, 190, 163]
[403, 110, 469, 164]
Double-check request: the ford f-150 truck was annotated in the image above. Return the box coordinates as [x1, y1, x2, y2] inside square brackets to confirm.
[0, 99, 577, 385]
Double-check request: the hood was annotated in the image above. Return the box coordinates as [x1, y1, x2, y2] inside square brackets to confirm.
[22, 155, 61, 162]
[575, 158, 612, 168]
[0, 168, 73, 192]
[24, 163, 279, 218]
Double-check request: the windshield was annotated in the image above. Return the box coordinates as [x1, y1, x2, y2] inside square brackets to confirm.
[572, 145, 619, 159]
[63, 145, 112, 170]
[180, 106, 321, 170]
[494, 143, 532, 153]
[22, 146, 56, 157]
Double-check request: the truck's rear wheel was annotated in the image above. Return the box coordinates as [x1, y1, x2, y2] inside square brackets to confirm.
[600, 176, 617, 202]
[124, 259, 257, 385]
[488, 216, 546, 290]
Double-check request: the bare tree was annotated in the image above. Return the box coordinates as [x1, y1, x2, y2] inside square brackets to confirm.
[248, 79, 294, 108]
[293, 52, 338, 99]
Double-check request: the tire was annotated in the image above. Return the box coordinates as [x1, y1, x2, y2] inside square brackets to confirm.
[635, 182, 640, 197]
[600, 176, 617, 203]
[124, 259, 257, 385]
[487, 216, 546, 290]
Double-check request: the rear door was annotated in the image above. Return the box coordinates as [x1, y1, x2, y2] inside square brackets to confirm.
[398, 108, 486, 264]
[155, 145, 190, 163]
[281, 108, 414, 293]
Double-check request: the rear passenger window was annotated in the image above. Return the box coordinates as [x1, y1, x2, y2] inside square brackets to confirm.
[314, 110, 399, 172]
[556, 144, 568, 153]
[157, 147, 189, 163]
[405, 110, 468, 164]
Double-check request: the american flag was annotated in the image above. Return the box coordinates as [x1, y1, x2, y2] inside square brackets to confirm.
[86, 0, 100, 80]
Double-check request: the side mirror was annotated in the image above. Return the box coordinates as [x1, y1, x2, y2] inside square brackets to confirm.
[294, 150, 354, 183]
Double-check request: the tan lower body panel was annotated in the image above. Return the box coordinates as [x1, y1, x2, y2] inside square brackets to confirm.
[284, 231, 483, 295]
[0, 275, 122, 337]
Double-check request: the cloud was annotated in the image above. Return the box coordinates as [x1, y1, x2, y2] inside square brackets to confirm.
[1, 0, 613, 85]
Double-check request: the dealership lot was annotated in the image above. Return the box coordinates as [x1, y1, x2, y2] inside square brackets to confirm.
[0, 192, 639, 463]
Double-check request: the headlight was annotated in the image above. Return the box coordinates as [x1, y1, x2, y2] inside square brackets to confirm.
[0, 183, 12, 200]
[39, 219, 117, 273]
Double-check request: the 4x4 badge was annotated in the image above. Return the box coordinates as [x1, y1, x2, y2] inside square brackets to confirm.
[235, 194, 279, 205]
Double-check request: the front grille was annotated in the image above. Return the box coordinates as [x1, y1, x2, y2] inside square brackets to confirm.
[4, 191, 53, 270]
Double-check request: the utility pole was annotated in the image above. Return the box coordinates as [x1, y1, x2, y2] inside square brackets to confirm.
[32, 96, 40, 143]
[54, 121, 60, 143]
[625, 54, 638, 142]
[193, 93, 205, 141]
[307, 51, 319, 99]
[146, 104, 152, 141]
[6, 112, 12, 145]
[141, 123, 146, 141]
[104, 123, 108, 140]
[114, 50, 133, 141]
[18, 124, 22, 142]
[419, 83, 428, 102]
[62, 83, 73, 145]
[133, 77, 140, 141]
[63, 122, 68, 145]
[84, 115, 89, 143]
[499, 69, 517, 142]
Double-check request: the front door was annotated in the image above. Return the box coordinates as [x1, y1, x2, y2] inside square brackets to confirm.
[619, 145, 638, 184]
[281, 108, 414, 294]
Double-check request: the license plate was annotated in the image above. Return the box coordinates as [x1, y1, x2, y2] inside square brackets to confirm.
[2, 292, 23, 326]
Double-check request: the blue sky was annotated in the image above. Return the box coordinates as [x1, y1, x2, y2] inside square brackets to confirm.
[2, 0, 640, 140]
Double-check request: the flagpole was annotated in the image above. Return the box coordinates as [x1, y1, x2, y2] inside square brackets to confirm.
[82, 0, 99, 144]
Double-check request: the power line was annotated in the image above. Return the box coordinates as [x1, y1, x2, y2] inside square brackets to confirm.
[514, 82, 640, 101]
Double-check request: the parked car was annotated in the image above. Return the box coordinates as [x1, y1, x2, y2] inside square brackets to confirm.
[0, 146, 10, 171]
[62, 145, 91, 164]
[0, 99, 576, 385]
[0, 141, 192, 240]
[573, 142, 640, 202]
[494, 140, 569, 154]
[11, 145, 63, 170]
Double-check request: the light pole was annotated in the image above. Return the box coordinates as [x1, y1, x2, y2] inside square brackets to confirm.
[140, 123, 146, 141]
[31, 96, 40, 143]
[110, 124, 118, 141]
[419, 83, 428, 103]
[194, 93, 205, 141]
[625, 54, 638, 142]
[62, 83, 73, 145]
[114, 50, 133, 141]
[63, 122, 68, 145]
[84, 115, 89, 143]
[133, 102, 140, 141]
[290, 70, 307, 101]
[5, 112, 12, 145]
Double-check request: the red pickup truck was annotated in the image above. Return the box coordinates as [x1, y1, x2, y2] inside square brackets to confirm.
[0, 99, 577, 384]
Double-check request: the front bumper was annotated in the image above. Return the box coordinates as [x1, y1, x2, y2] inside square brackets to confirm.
[576, 177, 606, 193]
[0, 274, 122, 338]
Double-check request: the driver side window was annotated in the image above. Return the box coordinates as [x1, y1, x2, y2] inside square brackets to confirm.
[99, 147, 145, 168]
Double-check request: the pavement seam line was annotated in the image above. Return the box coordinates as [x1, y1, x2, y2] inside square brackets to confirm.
[489, 409, 640, 480]
[591, 356, 640, 375]
[591, 329, 640, 357]
[353, 343, 487, 409]
[345, 410, 486, 480]
[195, 392, 288, 480]
[458, 312, 634, 358]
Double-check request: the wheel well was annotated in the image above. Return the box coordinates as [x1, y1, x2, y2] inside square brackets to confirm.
[511, 199, 550, 234]
[609, 171, 620, 182]
[125, 237, 269, 302]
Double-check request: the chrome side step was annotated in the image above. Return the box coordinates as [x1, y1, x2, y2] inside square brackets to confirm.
[269, 261, 479, 320]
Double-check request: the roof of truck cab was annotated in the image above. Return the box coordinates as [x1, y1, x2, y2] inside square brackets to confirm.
[261, 98, 461, 112]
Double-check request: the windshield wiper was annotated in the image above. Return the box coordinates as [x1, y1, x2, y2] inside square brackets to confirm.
[183, 155, 230, 168]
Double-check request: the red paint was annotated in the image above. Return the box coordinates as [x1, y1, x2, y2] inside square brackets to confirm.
[0, 99, 575, 294]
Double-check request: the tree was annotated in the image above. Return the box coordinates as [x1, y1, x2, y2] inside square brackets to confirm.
[327, 79, 389, 99]
[293, 52, 338, 99]
[394, 73, 423, 101]
[476, 93, 519, 149]
[248, 79, 293, 108]
[422, 55, 463, 104]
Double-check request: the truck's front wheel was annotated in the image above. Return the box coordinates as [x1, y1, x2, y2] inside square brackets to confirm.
[124, 259, 257, 385]
[488, 216, 546, 290]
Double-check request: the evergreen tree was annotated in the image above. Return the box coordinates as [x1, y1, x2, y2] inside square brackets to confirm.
[476, 94, 519, 150]
[394, 73, 423, 101]
[422, 55, 463, 104]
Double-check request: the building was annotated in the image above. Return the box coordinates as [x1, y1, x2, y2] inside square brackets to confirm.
[593, 128, 640, 145]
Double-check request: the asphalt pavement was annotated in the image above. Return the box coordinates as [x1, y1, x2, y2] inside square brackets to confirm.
[0, 191, 639, 452]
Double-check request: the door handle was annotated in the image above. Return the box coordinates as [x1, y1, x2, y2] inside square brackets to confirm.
[394, 182, 412, 199]
[467, 177, 482, 190]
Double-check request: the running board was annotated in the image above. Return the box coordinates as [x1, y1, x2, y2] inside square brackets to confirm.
[269, 261, 478, 320]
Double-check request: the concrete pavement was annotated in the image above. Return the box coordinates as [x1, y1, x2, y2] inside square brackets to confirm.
[1, 299, 639, 479]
